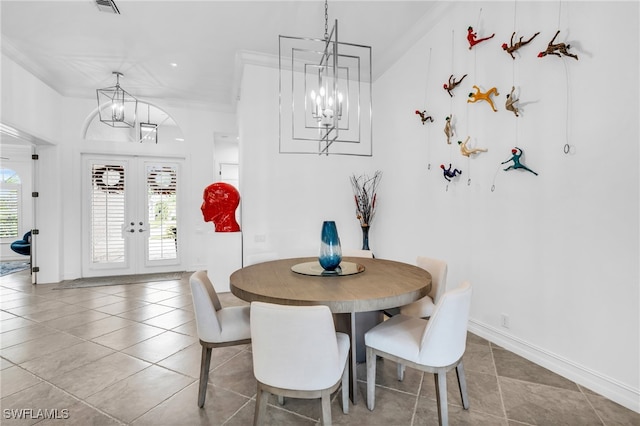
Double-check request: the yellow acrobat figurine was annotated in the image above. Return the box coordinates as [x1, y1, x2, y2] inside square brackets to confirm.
[458, 136, 487, 157]
[468, 85, 499, 112]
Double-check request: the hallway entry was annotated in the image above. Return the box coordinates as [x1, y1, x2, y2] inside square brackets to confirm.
[82, 155, 182, 277]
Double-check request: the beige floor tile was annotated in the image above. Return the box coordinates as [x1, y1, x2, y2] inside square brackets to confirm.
[0, 324, 54, 349]
[142, 308, 193, 329]
[41, 309, 111, 331]
[0, 331, 84, 364]
[71, 294, 127, 309]
[1, 357, 15, 370]
[131, 382, 251, 426]
[225, 399, 317, 426]
[116, 303, 176, 321]
[23, 304, 89, 322]
[500, 377, 603, 425]
[156, 294, 193, 309]
[0, 365, 42, 398]
[170, 319, 197, 337]
[84, 365, 194, 423]
[0, 310, 18, 320]
[48, 352, 151, 399]
[0, 316, 37, 333]
[208, 350, 258, 398]
[2, 300, 69, 316]
[91, 322, 165, 350]
[94, 298, 151, 315]
[20, 341, 115, 380]
[133, 290, 180, 304]
[65, 315, 136, 340]
[1, 381, 82, 425]
[121, 330, 196, 363]
[580, 387, 640, 426]
[493, 347, 579, 392]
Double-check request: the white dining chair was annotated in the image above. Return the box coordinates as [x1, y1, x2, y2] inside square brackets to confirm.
[250, 301, 350, 426]
[342, 249, 374, 258]
[189, 270, 251, 408]
[399, 256, 448, 319]
[365, 281, 473, 426]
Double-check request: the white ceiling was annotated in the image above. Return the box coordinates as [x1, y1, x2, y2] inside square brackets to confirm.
[1, 0, 445, 112]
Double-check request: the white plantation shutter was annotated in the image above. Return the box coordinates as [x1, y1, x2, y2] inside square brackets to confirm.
[0, 186, 19, 239]
[146, 164, 178, 261]
[90, 164, 126, 263]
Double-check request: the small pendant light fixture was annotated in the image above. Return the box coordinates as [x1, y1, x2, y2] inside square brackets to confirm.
[279, 0, 372, 156]
[96, 71, 138, 128]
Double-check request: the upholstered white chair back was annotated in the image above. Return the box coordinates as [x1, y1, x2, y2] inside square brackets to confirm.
[251, 302, 345, 391]
[418, 281, 472, 367]
[342, 249, 374, 258]
[190, 271, 224, 342]
[416, 256, 448, 303]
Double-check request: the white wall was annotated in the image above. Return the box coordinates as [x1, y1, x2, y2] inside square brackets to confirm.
[237, 1, 639, 412]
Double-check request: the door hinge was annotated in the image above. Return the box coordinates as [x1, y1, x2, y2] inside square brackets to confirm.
[32, 192, 39, 197]
[31, 229, 39, 235]
[31, 266, 40, 273]
[32, 154, 39, 160]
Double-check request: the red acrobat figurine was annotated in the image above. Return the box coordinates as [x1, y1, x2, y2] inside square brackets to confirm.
[467, 26, 495, 50]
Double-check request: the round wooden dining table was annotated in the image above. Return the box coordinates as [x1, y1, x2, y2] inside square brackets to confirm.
[229, 256, 432, 403]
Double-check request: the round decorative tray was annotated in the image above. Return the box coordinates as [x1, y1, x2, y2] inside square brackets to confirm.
[291, 261, 365, 276]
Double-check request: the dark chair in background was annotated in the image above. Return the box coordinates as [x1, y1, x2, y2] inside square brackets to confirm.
[10, 231, 31, 256]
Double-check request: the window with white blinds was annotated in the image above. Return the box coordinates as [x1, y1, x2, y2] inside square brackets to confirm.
[0, 187, 19, 239]
[146, 165, 177, 261]
[91, 164, 125, 263]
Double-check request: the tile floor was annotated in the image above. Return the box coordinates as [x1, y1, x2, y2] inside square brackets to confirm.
[1, 269, 638, 425]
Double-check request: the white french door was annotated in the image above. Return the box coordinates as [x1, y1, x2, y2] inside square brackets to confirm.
[82, 155, 182, 277]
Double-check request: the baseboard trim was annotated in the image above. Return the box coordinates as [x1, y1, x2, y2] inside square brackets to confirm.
[468, 319, 640, 413]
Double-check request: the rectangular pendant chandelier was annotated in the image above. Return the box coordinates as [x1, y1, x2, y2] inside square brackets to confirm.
[96, 72, 138, 128]
[279, 13, 372, 156]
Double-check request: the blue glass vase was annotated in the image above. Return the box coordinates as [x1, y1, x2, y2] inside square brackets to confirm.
[319, 221, 342, 271]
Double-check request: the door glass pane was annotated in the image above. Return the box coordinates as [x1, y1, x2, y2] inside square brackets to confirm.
[146, 164, 177, 261]
[90, 164, 125, 263]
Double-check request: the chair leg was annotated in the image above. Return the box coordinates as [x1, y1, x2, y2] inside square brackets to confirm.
[341, 359, 349, 414]
[197, 345, 212, 408]
[397, 363, 406, 381]
[320, 389, 332, 426]
[254, 386, 268, 426]
[366, 346, 376, 410]
[455, 361, 470, 409]
[434, 372, 449, 426]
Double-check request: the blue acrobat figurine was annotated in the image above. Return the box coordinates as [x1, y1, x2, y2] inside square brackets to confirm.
[440, 163, 462, 182]
[502, 147, 538, 175]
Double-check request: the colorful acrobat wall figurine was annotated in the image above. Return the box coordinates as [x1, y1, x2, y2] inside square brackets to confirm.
[467, 26, 495, 49]
[444, 115, 454, 144]
[501, 31, 540, 59]
[468, 85, 500, 112]
[501, 147, 538, 175]
[505, 87, 519, 117]
[538, 30, 579, 60]
[458, 136, 488, 157]
[440, 164, 462, 182]
[443, 74, 467, 97]
[415, 110, 434, 125]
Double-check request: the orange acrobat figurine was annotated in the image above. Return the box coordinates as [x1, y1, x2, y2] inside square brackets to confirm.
[443, 74, 467, 97]
[467, 26, 495, 50]
[468, 85, 500, 112]
[538, 30, 578, 60]
[502, 31, 540, 59]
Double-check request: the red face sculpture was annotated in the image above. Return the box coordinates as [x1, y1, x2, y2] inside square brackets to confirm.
[201, 182, 241, 232]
